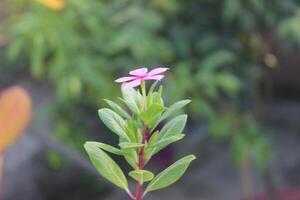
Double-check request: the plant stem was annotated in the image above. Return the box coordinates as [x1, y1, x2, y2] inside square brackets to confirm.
[141, 81, 146, 98]
[241, 154, 253, 200]
[136, 182, 142, 200]
[135, 126, 148, 200]
[128, 191, 136, 200]
[141, 81, 147, 109]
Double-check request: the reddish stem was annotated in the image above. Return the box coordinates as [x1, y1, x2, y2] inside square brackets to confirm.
[136, 182, 142, 200]
[135, 126, 148, 200]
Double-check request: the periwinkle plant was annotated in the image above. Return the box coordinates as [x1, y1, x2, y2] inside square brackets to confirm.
[84, 67, 195, 200]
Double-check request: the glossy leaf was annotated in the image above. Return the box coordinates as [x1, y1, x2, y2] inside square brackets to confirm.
[121, 87, 140, 113]
[148, 131, 159, 146]
[159, 100, 191, 123]
[145, 155, 196, 194]
[104, 99, 130, 119]
[147, 81, 159, 105]
[98, 108, 130, 141]
[123, 150, 138, 169]
[84, 142, 129, 191]
[119, 142, 144, 149]
[148, 81, 159, 95]
[151, 99, 190, 132]
[151, 134, 185, 155]
[129, 170, 154, 183]
[119, 137, 139, 169]
[86, 141, 123, 155]
[140, 103, 165, 126]
[157, 115, 187, 141]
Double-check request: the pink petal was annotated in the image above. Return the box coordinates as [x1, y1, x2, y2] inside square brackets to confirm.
[129, 68, 148, 76]
[144, 75, 164, 81]
[147, 67, 169, 76]
[115, 76, 137, 83]
[123, 79, 142, 89]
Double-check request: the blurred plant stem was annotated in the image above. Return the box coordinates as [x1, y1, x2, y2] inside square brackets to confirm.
[241, 154, 253, 200]
[0, 154, 4, 200]
[241, 155, 278, 200]
[263, 168, 278, 200]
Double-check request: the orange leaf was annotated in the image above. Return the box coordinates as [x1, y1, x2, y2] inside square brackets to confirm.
[38, 0, 65, 10]
[0, 86, 32, 153]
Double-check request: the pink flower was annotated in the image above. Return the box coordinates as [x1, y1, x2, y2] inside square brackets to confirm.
[115, 67, 169, 89]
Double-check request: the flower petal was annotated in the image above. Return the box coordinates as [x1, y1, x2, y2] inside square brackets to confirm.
[144, 75, 164, 81]
[115, 76, 136, 83]
[123, 79, 142, 89]
[129, 68, 148, 76]
[147, 67, 169, 76]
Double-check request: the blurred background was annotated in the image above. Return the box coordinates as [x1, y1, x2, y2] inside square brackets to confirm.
[0, 0, 300, 199]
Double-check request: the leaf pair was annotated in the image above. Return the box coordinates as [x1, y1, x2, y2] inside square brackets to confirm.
[148, 114, 188, 157]
[84, 142, 195, 196]
[151, 99, 191, 132]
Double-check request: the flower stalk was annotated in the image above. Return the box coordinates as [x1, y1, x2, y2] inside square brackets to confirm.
[135, 125, 148, 200]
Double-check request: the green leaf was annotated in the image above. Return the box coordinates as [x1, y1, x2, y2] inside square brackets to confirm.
[84, 142, 129, 192]
[129, 170, 154, 183]
[119, 142, 144, 149]
[98, 108, 130, 141]
[123, 148, 138, 169]
[104, 99, 131, 119]
[151, 134, 185, 155]
[147, 81, 158, 104]
[145, 155, 196, 194]
[157, 115, 187, 141]
[121, 87, 140, 113]
[159, 100, 191, 123]
[148, 81, 159, 95]
[148, 131, 159, 146]
[86, 141, 123, 155]
[119, 138, 139, 169]
[141, 103, 165, 126]
[155, 86, 163, 104]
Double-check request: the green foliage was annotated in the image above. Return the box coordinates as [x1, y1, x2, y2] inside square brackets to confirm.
[98, 108, 130, 141]
[84, 142, 129, 192]
[85, 80, 195, 198]
[129, 170, 154, 183]
[4, 0, 300, 178]
[157, 100, 191, 125]
[150, 134, 185, 156]
[145, 155, 196, 194]
[156, 115, 187, 141]
[140, 103, 165, 128]
[209, 111, 272, 171]
[87, 142, 123, 156]
[230, 121, 273, 170]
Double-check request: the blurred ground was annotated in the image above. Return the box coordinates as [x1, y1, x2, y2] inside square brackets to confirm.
[2, 80, 300, 200]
